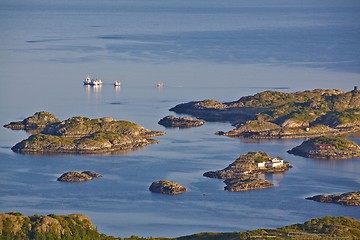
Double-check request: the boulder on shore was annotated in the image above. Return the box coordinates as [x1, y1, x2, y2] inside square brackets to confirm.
[306, 192, 360, 206]
[149, 180, 186, 195]
[158, 115, 204, 128]
[57, 171, 102, 182]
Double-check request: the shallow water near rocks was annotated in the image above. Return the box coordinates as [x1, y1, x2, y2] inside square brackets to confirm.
[0, 0, 360, 238]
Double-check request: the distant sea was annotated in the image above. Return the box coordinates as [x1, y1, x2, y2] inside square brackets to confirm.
[0, 0, 359, 238]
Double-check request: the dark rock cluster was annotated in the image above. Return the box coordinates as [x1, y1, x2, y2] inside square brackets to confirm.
[57, 171, 102, 182]
[149, 180, 186, 195]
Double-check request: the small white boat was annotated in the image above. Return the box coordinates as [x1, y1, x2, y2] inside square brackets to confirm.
[83, 75, 92, 85]
[90, 79, 102, 86]
[83, 75, 102, 86]
[156, 83, 164, 88]
[114, 81, 121, 87]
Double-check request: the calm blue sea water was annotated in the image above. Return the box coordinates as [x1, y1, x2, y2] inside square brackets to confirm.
[0, 0, 360, 237]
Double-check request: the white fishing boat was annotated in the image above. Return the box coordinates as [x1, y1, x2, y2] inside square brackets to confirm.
[113, 81, 121, 87]
[83, 75, 92, 85]
[90, 79, 103, 86]
[156, 83, 164, 88]
[83, 75, 103, 86]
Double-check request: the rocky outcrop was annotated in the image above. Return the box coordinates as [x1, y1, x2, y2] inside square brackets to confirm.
[3, 111, 59, 130]
[222, 120, 281, 138]
[0, 213, 100, 239]
[306, 192, 360, 206]
[170, 101, 258, 123]
[287, 136, 360, 159]
[9, 114, 165, 154]
[149, 180, 186, 195]
[203, 152, 291, 191]
[224, 176, 274, 192]
[223, 123, 355, 139]
[170, 88, 360, 138]
[158, 115, 204, 128]
[57, 171, 102, 182]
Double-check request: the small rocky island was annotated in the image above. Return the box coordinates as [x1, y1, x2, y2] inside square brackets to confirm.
[306, 191, 360, 206]
[4, 111, 59, 131]
[149, 180, 187, 195]
[170, 88, 360, 138]
[7, 113, 164, 154]
[158, 115, 204, 128]
[288, 136, 360, 159]
[204, 152, 292, 191]
[57, 171, 102, 182]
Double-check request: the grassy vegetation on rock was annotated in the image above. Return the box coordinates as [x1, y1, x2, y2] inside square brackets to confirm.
[1, 214, 359, 240]
[288, 136, 360, 159]
[170, 88, 360, 138]
[9, 114, 164, 154]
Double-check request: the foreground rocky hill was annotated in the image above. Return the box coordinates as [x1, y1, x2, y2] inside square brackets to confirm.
[57, 171, 102, 182]
[7, 113, 164, 154]
[178, 216, 360, 240]
[170, 88, 360, 138]
[1, 213, 359, 240]
[0, 213, 104, 240]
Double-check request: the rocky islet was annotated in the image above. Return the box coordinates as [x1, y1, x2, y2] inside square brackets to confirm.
[288, 136, 360, 159]
[203, 152, 292, 191]
[4, 111, 59, 131]
[6, 114, 165, 154]
[57, 171, 102, 182]
[170, 88, 360, 139]
[158, 115, 204, 128]
[149, 180, 187, 195]
[306, 191, 360, 206]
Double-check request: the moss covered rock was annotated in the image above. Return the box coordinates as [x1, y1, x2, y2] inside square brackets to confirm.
[57, 171, 102, 182]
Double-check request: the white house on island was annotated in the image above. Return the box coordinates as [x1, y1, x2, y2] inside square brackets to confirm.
[257, 157, 284, 168]
[257, 162, 266, 168]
